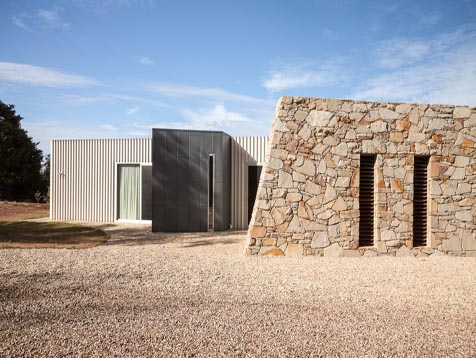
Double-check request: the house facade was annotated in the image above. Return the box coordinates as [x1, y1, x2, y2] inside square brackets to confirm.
[50, 131, 268, 231]
[245, 97, 476, 257]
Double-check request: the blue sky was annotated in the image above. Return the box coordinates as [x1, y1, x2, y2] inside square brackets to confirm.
[1, 0, 475, 154]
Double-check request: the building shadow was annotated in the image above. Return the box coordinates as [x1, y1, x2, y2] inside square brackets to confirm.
[97, 223, 246, 247]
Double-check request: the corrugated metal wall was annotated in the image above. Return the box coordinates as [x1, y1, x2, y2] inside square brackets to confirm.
[231, 136, 269, 229]
[50, 136, 268, 228]
[50, 139, 151, 222]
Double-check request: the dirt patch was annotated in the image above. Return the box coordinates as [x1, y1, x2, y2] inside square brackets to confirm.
[0, 201, 49, 222]
[0, 221, 107, 249]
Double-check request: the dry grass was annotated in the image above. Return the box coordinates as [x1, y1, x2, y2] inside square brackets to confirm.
[0, 221, 108, 249]
[0, 201, 49, 222]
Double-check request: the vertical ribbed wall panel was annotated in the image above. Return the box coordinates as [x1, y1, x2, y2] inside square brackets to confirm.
[231, 136, 269, 230]
[50, 138, 152, 222]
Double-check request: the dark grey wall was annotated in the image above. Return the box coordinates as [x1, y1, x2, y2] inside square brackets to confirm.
[152, 129, 231, 232]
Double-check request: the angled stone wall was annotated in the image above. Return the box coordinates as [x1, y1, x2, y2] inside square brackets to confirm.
[245, 96, 476, 257]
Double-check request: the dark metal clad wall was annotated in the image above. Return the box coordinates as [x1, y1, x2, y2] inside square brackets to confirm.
[152, 129, 231, 232]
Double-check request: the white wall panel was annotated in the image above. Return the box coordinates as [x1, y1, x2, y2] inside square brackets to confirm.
[231, 136, 269, 230]
[50, 138, 151, 222]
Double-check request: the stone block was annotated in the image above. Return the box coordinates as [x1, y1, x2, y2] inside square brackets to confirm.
[311, 232, 329, 249]
[293, 171, 306, 183]
[305, 180, 321, 195]
[259, 246, 285, 257]
[332, 196, 347, 211]
[268, 157, 283, 169]
[323, 136, 337, 146]
[454, 156, 470, 167]
[286, 192, 302, 202]
[381, 230, 396, 242]
[286, 215, 301, 233]
[274, 118, 289, 132]
[396, 245, 415, 257]
[442, 237, 462, 252]
[293, 159, 316, 176]
[286, 243, 304, 257]
[298, 125, 312, 140]
[332, 142, 348, 156]
[270, 149, 289, 160]
[376, 241, 387, 253]
[371, 121, 388, 133]
[317, 209, 334, 220]
[363, 250, 378, 257]
[250, 225, 267, 238]
[323, 243, 343, 257]
[450, 168, 465, 180]
[407, 107, 420, 123]
[430, 181, 442, 195]
[462, 231, 476, 251]
[379, 108, 399, 120]
[390, 178, 403, 193]
[323, 184, 337, 204]
[454, 106, 471, 119]
[456, 183, 471, 194]
[455, 210, 472, 222]
[308, 110, 334, 127]
[341, 250, 362, 257]
[396, 120, 411, 131]
[396, 103, 412, 114]
[278, 170, 293, 188]
[306, 196, 321, 206]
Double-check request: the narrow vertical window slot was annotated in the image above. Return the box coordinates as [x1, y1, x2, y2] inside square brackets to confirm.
[208, 154, 214, 231]
[247, 165, 262, 224]
[413, 156, 429, 247]
[359, 155, 376, 246]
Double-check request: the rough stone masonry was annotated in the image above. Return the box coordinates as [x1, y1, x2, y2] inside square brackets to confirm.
[245, 96, 476, 257]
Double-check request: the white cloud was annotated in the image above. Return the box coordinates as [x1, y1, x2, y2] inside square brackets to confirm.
[419, 13, 441, 27]
[98, 124, 117, 131]
[262, 61, 347, 92]
[137, 56, 154, 65]
[11, 16, 29, 30]
[352, 28, 476, 105]
[132, 104, 270, 136]
[67, 0, 148, 13]
[146, 83, 273, 105]
[182, 104, 252, 126]
[126, 106, 140, 115]
[37, 9, 69, 29]
[56, 94, 169, 107]
[0, 62, 101, 88]
[374, 38, 429, 69]
[23, 120, 120, 154]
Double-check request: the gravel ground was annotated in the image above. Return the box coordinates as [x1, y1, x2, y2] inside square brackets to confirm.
[1, 223, 475, 357]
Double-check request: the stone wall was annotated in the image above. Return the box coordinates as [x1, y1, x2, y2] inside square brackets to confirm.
[245, 97, 476, 257]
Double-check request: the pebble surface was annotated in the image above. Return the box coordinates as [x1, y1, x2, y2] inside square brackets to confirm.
[1, 223, 475, 357]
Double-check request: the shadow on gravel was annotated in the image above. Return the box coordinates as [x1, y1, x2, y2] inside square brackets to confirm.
[97, 224, 246, 247]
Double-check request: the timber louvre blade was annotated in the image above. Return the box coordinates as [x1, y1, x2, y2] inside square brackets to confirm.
[413, 156, 429, 247]
[359, 155, 376, 247]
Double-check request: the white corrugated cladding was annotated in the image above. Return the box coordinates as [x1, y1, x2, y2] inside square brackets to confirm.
[50, 136, 268, 227]
[231, 136, 269, 229]
[50, 138, 151, 222]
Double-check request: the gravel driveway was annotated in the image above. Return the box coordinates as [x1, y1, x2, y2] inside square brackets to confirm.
[1, 223, 475, 357]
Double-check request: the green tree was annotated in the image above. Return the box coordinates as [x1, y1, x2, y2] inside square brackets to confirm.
[40, 154, 50, 202]
[0, 100, 43, 201]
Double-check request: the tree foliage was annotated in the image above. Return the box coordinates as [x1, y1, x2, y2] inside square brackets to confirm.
[0, 100, 44, 201]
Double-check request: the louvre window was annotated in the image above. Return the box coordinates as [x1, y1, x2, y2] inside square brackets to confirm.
[413, 156, 429, 247]
[359, 155, 376, 246]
